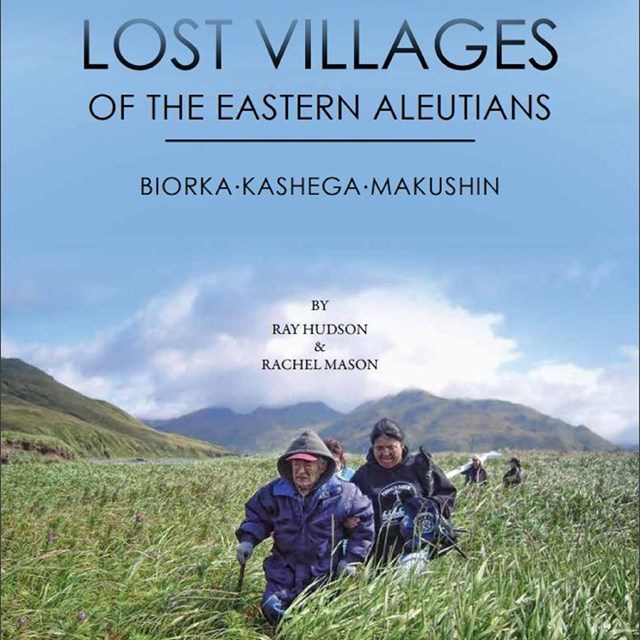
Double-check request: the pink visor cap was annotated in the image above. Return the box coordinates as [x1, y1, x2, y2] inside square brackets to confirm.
[287, 453, 319, 462]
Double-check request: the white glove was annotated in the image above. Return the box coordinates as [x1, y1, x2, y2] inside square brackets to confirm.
[336, 560, 357, 578]
[236, 541, 254, 565]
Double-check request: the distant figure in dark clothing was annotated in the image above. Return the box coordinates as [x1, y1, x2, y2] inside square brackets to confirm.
[503, 457, 523, 488]
[462, 454, 488, 485]
[351, 417, 457, 563]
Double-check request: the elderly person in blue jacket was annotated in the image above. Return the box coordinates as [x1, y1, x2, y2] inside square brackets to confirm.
[235, 430, 375, 626]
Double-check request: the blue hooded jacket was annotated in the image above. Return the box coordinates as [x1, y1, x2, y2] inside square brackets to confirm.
[236, 430, 374, 605]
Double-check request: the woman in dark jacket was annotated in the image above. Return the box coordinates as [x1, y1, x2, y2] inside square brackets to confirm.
[351, 418, 456, 563]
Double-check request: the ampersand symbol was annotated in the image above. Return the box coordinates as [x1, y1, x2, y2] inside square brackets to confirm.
[314, 342, 326, 352]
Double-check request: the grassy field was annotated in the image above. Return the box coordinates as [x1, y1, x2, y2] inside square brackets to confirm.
[1, 452, 638, 639]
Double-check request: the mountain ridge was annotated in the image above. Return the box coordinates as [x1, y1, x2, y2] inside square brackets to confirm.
[146, 387, 618, 453]
[147, 400, 342, 453]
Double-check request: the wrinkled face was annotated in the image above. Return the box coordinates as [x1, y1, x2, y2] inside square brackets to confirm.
[373, 435, 403, 469]
[291, 459, 325, 495]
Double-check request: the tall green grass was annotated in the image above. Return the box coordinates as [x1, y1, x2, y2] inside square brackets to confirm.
[1, 453, 637, 639]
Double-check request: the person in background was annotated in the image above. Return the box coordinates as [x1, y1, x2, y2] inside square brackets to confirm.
[351, 417, 457, 564]
[461, 454, 488, 486]
[324, 437, 355, 481]
[235, 430, 374, 626]
[503, 457, 523, 488]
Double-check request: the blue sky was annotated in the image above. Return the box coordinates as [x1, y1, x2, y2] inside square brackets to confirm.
[2, 1, 638, 444]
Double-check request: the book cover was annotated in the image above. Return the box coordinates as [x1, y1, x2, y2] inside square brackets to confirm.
[2, 2, 638, 446]
[1, 2, 638, 637]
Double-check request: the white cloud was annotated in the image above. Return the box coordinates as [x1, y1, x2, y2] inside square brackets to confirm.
[450, 356, 638, 442]
[619, 345, 639, 362]
[561, 260, 617, 291]
[3, 270, 638, 443]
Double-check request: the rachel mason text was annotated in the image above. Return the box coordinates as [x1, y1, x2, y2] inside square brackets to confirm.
[141, 175, 500, 197]
[262, 358, 378, 371]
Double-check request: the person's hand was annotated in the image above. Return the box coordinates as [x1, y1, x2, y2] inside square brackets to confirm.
[343, 516, 360, 530]
[236, 541, 254, 565]
[336, 560, 357, 578]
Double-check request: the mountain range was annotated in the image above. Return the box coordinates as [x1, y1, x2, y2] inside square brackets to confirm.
[146, 402, 341, 454]
[1, 358, 618, 459]
[147, 389, 617, 454]
[0, 358, 227, 461]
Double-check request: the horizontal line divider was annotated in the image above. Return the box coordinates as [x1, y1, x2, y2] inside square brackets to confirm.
[164, 138, 476, 144]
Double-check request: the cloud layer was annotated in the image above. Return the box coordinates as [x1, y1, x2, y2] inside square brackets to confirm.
[3, 269, 638, 443]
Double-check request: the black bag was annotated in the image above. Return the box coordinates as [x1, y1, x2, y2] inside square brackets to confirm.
[415, 446, 434, 497]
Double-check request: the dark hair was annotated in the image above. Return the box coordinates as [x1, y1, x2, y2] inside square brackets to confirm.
[510, 457, 521, 468]
[323, 438, 346, 467]
[370, 417, 405, 444]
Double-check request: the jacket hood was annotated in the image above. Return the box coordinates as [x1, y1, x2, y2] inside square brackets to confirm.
[277, 429, 336, 487]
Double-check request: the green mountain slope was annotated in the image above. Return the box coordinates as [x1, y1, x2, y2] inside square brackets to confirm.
[324, 389, 618, 453]
[1, 358, 228, 460]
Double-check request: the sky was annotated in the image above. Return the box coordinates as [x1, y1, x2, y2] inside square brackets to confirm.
[2, 0, 638, 445]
